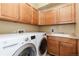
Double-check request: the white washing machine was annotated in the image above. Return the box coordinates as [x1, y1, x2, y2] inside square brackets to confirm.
[35, 33, 47, 56]
[26, 32, 47, 56]
[0, 33, 37, 56]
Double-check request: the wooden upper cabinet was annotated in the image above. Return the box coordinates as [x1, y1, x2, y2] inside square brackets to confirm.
[44, 9, 57, 25]
[0, 3, 19, 21]
[0, 3, 38, 25]
[0, 3, 76, 25]
[32, 8, 38, 25]
[58, 4, 75, 24]
[38, 11, 45, 25]
[19, 4, 32, 24]
[39, 4, 76, 25]
[39, 9, 58, 25]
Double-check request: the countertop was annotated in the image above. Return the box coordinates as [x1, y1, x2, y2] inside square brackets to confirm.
[47, 33, 79, 39]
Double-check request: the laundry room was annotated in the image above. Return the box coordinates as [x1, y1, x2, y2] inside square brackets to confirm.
[0, 0, 79, 57]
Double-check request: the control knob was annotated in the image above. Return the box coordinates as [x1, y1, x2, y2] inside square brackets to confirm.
[25, 37, 29, 41]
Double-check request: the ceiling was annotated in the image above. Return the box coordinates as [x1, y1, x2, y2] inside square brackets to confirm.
[29, 3, 62, 10]
[29, 3, 49, 9]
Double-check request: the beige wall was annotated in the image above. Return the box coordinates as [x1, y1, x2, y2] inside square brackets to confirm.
[1, 20, 75, 34]
[0, 21, 39, 34]
[0, 20, 75, 34]
[39, 24, 75, 34]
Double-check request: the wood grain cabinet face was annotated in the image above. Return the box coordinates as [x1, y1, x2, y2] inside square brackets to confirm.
[47, 36, 77, 56]
[39, 9, 58, 25]
[39, 11, 45, 25]
[47, 36, 59, 55]
[77, 40, 79, 55]
[58, 4, 75, 24]
[0, 3, 38, 24]
[38, 4, 75, 25]
[0, 3, 19, 21]
[44, 10, 57, 25]
[32, 8, 38, 25]
[20, 4, 32, 24]
[60, 42, 76, 56]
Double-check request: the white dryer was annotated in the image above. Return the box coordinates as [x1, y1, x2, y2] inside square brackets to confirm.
[0, 33, 37, 56]
[35, 33, 47, 56]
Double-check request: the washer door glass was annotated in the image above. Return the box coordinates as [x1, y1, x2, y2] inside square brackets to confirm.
[39, 37, 47, 55]
[19, 47, 35, 56]
[13, 43, 37, 56]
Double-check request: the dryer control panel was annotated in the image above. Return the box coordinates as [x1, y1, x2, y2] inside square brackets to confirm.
[31, 35, 35, 40]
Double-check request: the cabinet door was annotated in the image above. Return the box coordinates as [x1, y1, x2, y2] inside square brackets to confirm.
[32, 8, 38, 25]
[38, 11, 45, 25]
[20, 4, 32, 24]
[47, 37, 59, 55]
[60, 42, 76, 56]
[0, 3, 19, 21]
[78, 40, 79, 55]
[38, 8, 59, 25]
[45, 10, 57, 25]
[58, 4, 75, 24]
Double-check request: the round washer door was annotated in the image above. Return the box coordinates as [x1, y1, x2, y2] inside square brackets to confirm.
[39, 37, 47, 55]
[13, 43, 37, 56]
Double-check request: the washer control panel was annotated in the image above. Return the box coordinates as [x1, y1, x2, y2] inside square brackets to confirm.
[31, 35, 35, 40]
